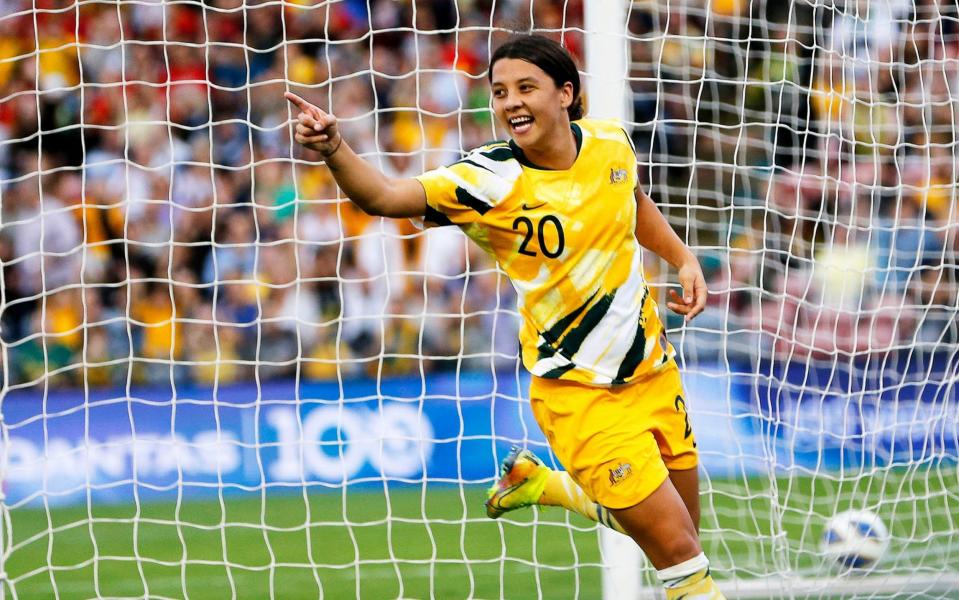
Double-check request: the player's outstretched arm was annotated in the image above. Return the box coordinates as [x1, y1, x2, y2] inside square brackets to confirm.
[285, 92, 426, 218]
[633, 187, 708, 322]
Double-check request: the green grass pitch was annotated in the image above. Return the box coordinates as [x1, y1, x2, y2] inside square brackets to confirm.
[7, 486, 604, 599]
[5, 470, 958, 599]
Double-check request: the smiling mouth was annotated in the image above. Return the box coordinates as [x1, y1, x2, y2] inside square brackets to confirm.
[508, 115, 534, 134]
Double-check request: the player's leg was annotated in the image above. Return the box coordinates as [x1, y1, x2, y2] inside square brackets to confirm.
[551, 365, 722, 599]
[627, 368, 721, 598]
[608, 476, 699, 568]
[487, 370, 724, 598]
[485, 455, 702, 539]
[610, 479, 723, 599]
[669, 466, 701, 532]
[486, 373, 695, 539]
[540, 467, 625, 533]
[484, 446, 723, 599]
[486, 376, 636, 533]
[485, 446, 627, 534]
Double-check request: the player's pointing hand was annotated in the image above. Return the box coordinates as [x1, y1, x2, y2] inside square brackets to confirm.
[285, 91, 343, 158]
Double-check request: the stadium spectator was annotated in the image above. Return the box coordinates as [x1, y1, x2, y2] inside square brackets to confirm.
[0, 0, 956, 388]
[5, 169, 83, 296]
[202, 209, 257, 286]
[80, 286, 132, 386]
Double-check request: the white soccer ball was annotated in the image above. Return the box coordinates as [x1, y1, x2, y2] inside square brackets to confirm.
[820, 509, 890, 569]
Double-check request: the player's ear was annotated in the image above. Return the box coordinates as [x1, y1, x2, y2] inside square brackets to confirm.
[559, 81, 574, 110]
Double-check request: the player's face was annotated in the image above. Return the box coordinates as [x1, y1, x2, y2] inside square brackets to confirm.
[490, 58, 573, 151]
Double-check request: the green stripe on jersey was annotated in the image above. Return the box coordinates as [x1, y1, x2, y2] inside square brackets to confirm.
[612, 321, 647, 385]
[540, 291, 598, 346]
[480, 146, 514, 162]
[454, 186, 491, 215]
[557, 291, 616, 358]
[425, 205, 454, 227]
[612, 289, 650, 384]
[539, 363, 575, 379]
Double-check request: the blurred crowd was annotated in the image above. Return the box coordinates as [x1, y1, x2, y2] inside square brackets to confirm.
[0, 0, 957, 391]
[626, 0, 959, 365]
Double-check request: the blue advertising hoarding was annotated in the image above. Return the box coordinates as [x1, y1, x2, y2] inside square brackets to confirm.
[733, 354, 959, 472]
[1, 361, 955, 507]
[1, 372, 545, 506]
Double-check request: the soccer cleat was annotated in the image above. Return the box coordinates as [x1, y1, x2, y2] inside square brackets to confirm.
[485, 446, 551, 519]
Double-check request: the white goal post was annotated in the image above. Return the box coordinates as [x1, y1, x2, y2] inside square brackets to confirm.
[582, 1, 648, 598]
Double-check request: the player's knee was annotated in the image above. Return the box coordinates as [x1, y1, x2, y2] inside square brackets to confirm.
[659, 531, 702, 566]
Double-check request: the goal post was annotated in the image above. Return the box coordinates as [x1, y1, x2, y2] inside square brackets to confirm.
[0, 0, 957, 598]
[582, 1, 650, 598]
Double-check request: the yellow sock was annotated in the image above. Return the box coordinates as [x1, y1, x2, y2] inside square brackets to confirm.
[658, 553, 725, 600]
[538, 471, 628, 534]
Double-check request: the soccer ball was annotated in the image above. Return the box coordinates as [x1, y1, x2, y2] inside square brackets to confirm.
[820, 509, 890, 569]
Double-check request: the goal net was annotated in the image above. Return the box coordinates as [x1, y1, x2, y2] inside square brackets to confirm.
[615, 0, 958, 596]
[0, 0, 956, 598]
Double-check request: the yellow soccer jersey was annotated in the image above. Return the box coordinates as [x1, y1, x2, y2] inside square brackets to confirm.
[415, 118, 676, 385]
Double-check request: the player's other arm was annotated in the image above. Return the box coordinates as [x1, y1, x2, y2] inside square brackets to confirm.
[633, 187, 707, 321]
[286, 92, 426, 218]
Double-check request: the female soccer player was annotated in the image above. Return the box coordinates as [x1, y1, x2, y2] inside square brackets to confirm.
[286, 35, 723, 599]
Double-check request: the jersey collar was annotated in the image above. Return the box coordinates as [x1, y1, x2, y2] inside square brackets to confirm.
[508, 122, 583, 171]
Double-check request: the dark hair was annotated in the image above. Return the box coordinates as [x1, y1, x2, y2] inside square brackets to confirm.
[489, 35, 584, 121]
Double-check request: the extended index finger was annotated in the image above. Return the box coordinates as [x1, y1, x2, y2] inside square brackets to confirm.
[285, 92, 318, 116]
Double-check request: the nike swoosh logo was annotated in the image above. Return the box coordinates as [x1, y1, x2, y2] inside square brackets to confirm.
[521, 202, 546, 210]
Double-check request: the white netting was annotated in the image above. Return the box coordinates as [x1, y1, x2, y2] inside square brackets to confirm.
[0, 0, 955, 598]
[622, 0, 958, 596]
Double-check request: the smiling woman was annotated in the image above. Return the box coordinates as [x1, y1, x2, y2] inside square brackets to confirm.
[286, 34, 721, 600]
[488, 37, 582, 169]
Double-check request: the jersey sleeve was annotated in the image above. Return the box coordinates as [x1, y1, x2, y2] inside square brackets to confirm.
[414, 164, 481, 227]
[414, 143, 520, 228]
